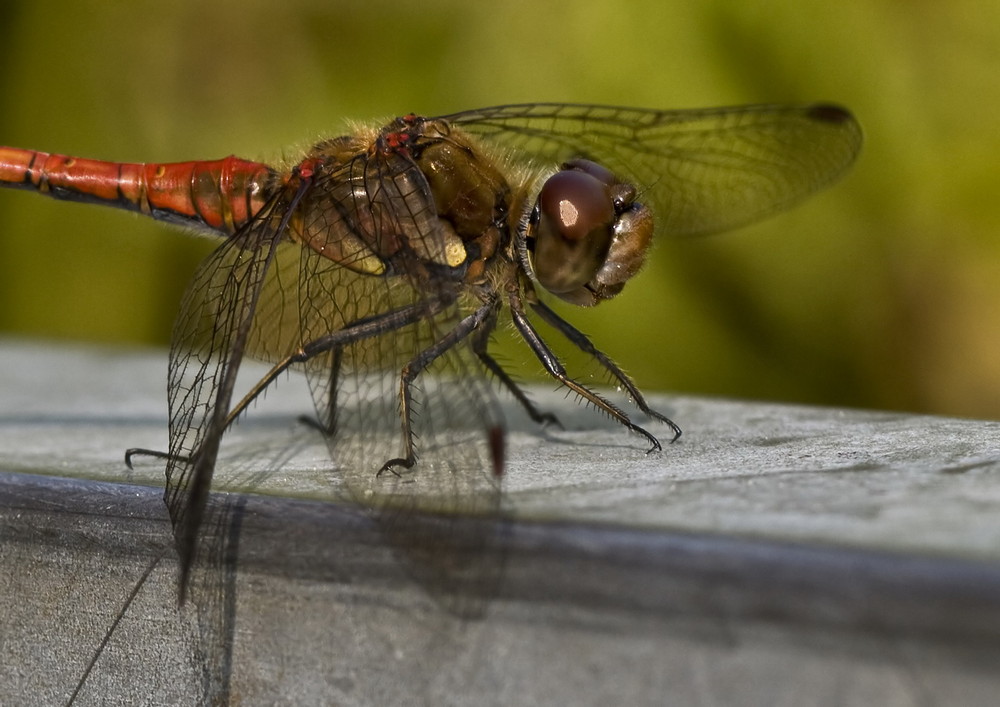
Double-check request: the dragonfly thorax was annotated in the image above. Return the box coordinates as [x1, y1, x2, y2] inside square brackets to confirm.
[288, 121, 514, 286]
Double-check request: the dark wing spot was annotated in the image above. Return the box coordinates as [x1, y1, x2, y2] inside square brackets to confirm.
[806, 103, 854, 125]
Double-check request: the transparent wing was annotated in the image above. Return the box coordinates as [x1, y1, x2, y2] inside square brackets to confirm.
[444, 102, 862, 237]
[164, 184, 301, 595]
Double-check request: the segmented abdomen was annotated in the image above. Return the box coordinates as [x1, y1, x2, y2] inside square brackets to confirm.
[0, 146, 274, 236]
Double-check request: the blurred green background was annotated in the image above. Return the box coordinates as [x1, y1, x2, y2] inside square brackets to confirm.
[0, 1, 998, 419]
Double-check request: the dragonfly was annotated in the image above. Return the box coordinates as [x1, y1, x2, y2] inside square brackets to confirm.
[0, 102, 862, 606]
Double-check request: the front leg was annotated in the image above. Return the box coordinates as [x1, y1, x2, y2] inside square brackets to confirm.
[508, 289, 675, 453]
[529, 298, 682, 442]
[471, 300, 561, 429]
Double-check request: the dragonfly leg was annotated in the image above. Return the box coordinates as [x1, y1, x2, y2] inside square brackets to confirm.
[124, 447, 175, 468]
[231, 300, 443, 439]
[470, 302, 561, 429]
[379, 297, 499, 475]
[529, 299, 681, 442]
[296, 347, 343, 435]
[125, 342, 309, 469]
[146, 301, 441, 477]
[509, 293, 668, 453]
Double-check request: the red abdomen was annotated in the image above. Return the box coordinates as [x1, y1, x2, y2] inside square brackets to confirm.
[0, 146, 275, 236]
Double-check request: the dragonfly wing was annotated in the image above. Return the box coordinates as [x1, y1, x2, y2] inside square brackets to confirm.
[447, 102, 862, 237]
[164, 183, 303, 597]
[242, 239, 311, 365]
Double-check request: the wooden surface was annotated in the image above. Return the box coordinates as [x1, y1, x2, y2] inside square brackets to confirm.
[2, 339, 1000, 706]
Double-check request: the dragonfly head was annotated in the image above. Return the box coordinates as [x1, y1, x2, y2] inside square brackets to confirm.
[524, 159, 653, 307]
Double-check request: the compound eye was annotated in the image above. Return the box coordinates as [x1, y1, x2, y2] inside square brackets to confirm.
[531, 169, 615, 294]
[562, 158, 616, 187]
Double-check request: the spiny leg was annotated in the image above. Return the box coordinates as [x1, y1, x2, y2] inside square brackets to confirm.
[127, 300, 441, 468]
[379, 298, 498, 475]
[509, 291, 664, 452]
[529, 298, 681, 441]
[471, 301, 561, 428]
[126, 348, 309, 468]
